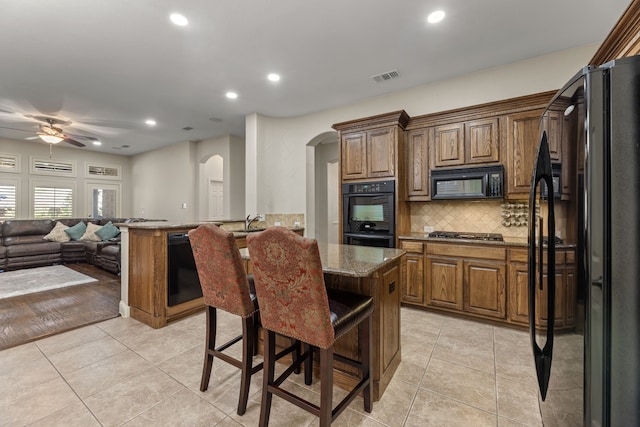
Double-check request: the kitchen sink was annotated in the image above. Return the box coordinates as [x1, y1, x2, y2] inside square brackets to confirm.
[231, 228, 266, 233]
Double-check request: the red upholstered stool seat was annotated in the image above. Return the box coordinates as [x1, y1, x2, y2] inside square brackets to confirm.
[247, 226, 373, 427]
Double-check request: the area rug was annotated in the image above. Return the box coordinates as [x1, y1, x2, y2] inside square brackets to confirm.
[0, 265, 97, 299]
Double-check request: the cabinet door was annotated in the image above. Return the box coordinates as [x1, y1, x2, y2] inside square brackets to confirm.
[464, 259, 506, 319]
[508, 262, 530, 325]
[542, 110, 562, 162]
[537, 269, 565, 328]
[341, 132, 367, 180]
[426, 256, 463, 311]
[402, 253, 425, 305]
[367, 127, 395, 178]
[380, 264, 400, 371]
[433, 123, 464, 167]
[465, 118, 499, 164]
[504, 109, 543, 197]
[406, 128, 430, 200]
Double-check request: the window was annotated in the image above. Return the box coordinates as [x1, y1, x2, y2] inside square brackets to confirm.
[0, 183, 17, 219]
[0, 153, 20, 173]
[33, 184, 74, 218]
[30, 157, 76, 177]
[86, 182, 121, 218]
[86, 162, 122, 180]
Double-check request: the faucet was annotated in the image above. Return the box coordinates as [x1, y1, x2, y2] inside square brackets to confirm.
[246, 214, 260, 230]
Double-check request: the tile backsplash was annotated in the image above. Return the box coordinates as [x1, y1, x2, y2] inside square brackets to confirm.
[410, 200, 567, 239]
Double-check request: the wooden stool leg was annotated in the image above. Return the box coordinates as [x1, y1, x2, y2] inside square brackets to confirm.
[319, 347, 334, 427]
[361, 315, 373, 413]
[237, 316, 254, 415]
[253, 312, 260, 356]
[200, 306, 217, 392]
[259, 330, 276, 427]
[304, 343, 313, 385]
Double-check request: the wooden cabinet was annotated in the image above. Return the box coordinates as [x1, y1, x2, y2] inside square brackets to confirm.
[334, 111, 409, 182]
[406, 128, 430, 200]
[128, 226, 204, 329]
[341, 127, 396, 180]
[507, 248, 576, 330]
[424, 242, 507, 321]
[503, 109, 543, 198]
[341, 131, 367, 180]
[465, 118, 500, 164]
[400, 240, 425, 305]
[425, 254, 463, 311]
[464, 259, 506, 319]
[433, 123, 464, 167]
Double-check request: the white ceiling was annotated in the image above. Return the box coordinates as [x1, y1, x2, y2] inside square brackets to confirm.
[0, 0, 632, 155]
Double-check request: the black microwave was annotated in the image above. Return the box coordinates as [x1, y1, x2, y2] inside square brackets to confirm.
[431, 165, 503, 200]
[540, 163, 561, 199]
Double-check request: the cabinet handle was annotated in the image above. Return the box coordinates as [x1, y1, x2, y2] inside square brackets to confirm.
[389, 281, 396, 294]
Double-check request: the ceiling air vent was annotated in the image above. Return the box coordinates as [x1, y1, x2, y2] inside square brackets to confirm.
[181, 126, 193, 131]
[371, 69, 400, 83]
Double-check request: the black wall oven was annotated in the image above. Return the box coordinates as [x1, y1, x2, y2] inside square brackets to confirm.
[342, 180, 395, 248]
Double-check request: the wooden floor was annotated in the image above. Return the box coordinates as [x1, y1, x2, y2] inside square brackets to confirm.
[0, 263, 120, 351]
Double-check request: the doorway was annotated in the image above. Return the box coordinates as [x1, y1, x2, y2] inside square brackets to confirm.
[208, 179, 224, 220]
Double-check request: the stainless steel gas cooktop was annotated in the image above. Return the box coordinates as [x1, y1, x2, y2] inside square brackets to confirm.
[428, 231, 504, 242]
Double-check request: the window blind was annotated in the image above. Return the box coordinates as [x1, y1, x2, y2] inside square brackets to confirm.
[33, 186, 73, 218]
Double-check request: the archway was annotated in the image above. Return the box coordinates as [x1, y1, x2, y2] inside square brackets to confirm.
[306, 131, 338, 243]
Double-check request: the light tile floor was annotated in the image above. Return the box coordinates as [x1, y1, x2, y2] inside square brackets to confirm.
[0, 307, 546, 426]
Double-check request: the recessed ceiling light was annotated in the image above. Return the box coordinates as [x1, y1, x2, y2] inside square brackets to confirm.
[93, 140, 102, 146]
[427, 10, 445, 24]
[226, 91, 238, 99]
[170, 13, 188, 26]
[267, 73, 281, 82]
[145, 119, 156, 126]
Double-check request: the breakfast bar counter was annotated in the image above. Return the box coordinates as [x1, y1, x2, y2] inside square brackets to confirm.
[241, 243, 405, 401]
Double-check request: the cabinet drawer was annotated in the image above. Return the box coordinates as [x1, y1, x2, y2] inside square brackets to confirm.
[427, 243, 505, 260]
[509, 248, 565, 264]
[400, 240, 424, 253]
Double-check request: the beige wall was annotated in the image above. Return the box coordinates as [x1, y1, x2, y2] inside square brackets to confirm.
[131, 133, 246, 223]
[246, 43, 599, 219]
[0, 137, 132, 219]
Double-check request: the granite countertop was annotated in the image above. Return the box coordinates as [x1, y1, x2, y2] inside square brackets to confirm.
[240, 243, 405, 278]
[116, 221, 222, 230]
[398, 232, 576, 249]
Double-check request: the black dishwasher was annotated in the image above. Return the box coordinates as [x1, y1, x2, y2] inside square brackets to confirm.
[167, 232, 203, 306]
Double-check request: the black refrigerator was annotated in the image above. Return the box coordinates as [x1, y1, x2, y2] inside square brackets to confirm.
[529, 55, 640, 425]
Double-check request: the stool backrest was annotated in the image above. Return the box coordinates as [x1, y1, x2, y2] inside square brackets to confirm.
[189, 224, 256, 318]
[247, 227, 334, 348]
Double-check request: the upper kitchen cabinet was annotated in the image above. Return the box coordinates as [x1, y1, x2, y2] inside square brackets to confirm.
[503, 109, 544, 198]
[333, 111, 409, 182]
[433, 123, 464, 167]
[465, 118, 500, 164]
[406, 127, 431, 200]
[432, 118, 500, 168]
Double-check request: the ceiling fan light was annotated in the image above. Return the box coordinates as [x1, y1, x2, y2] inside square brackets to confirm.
[38, 133, 63, 144]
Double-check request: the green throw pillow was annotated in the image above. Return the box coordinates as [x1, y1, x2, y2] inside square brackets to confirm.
[96, 221, 121, 241]
[64, 221, 87, 241]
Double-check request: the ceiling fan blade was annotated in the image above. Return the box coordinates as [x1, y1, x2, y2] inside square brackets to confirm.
[0, 125, 33, 132]
[63, 137, 86, 147]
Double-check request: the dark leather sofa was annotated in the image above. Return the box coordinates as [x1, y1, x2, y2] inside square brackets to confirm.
[0, 218, 152, 274]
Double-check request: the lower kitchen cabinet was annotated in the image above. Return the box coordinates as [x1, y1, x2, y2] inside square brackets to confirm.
[399, 238, 576, 330]
[507, 248, 576, 330]
[400, 240, 425, 305]
[425, 255, 463, 311]
[425, 243, 506, 318]
[464, 259, 506, 319]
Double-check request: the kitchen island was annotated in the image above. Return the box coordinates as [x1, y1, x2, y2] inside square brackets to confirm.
[241, 243, 405, 401]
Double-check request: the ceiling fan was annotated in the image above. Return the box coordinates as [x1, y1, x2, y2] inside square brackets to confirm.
[0, 116, 99, 147]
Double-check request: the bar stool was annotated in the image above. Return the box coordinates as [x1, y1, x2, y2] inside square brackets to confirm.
[189, 224, 301, 416]
[247, 227, 373, 427]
